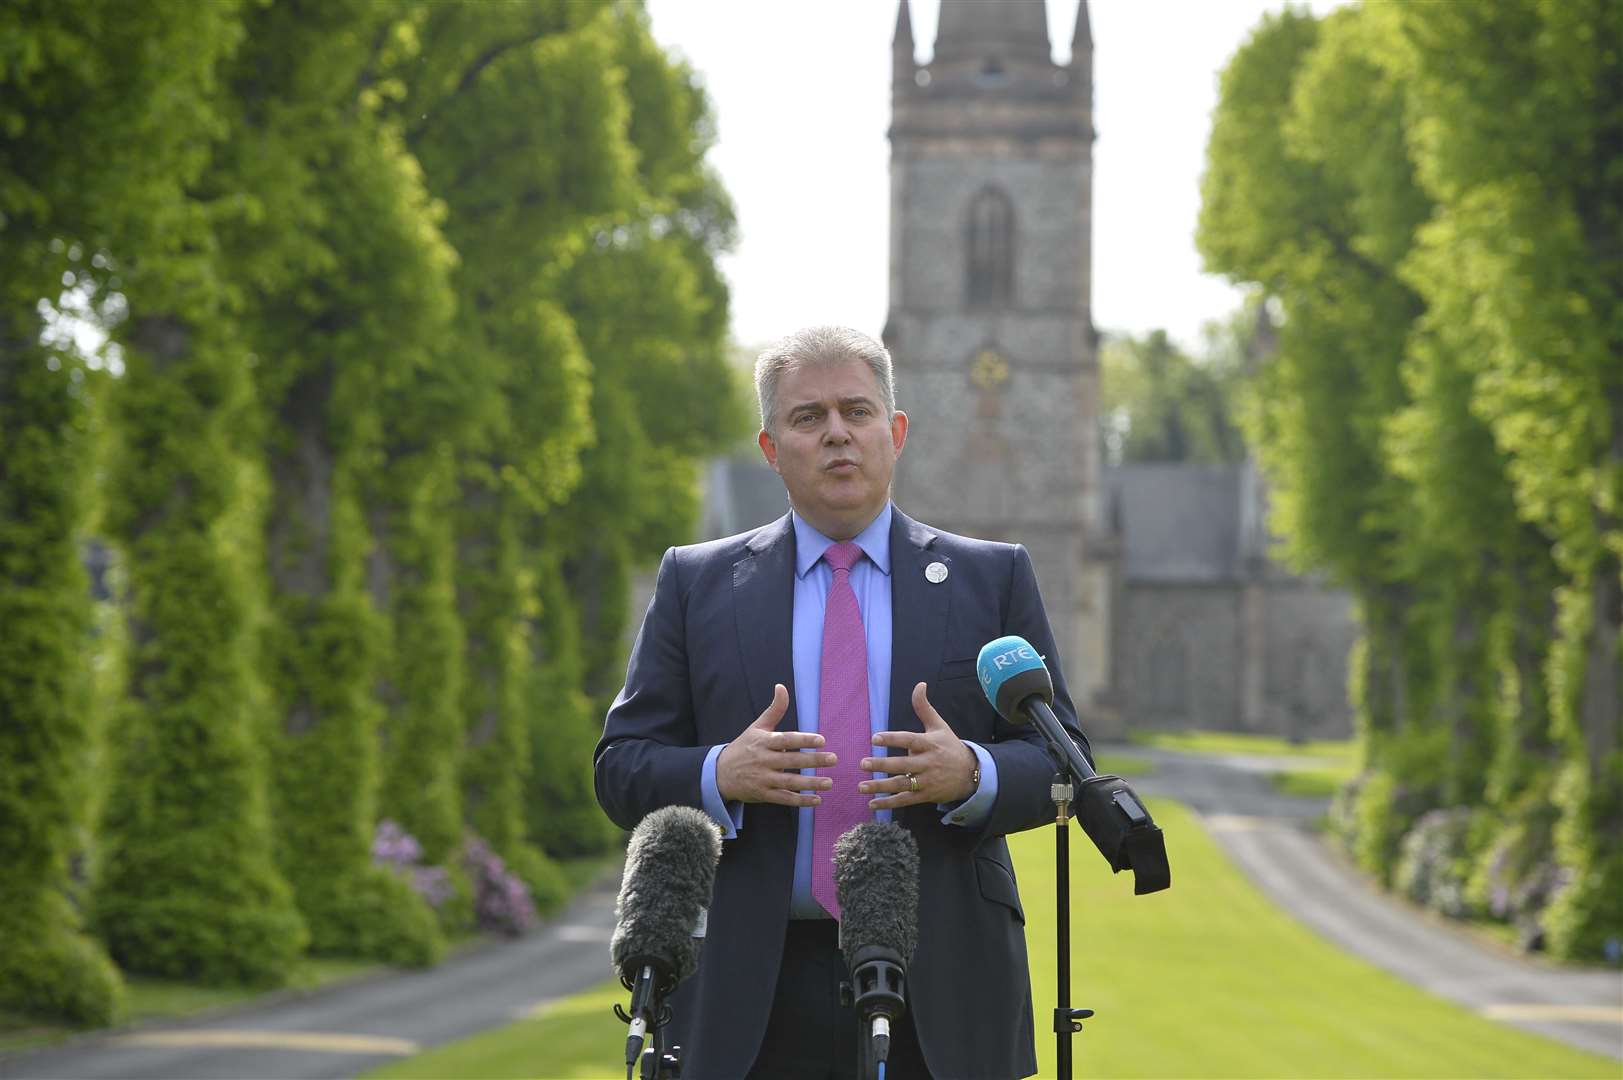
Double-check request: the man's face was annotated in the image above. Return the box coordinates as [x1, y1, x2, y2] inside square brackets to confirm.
[759, 357, 908, 541]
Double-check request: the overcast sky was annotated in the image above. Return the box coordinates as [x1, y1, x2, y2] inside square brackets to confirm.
[643, 0, 1342, 352]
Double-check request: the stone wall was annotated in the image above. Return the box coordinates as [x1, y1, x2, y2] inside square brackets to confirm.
[1117, 578, 1357, 739]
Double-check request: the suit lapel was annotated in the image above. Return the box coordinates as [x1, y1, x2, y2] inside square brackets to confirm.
[888, 508, 948, 737]
[732, 513, 798, 732]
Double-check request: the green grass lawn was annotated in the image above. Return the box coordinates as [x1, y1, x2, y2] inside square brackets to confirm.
[1268, 761, 1359, 799]
[367, 982, 628, 1080]
[1092, 750, 1153, 778]
[1130, 729, 1357, 764]
[364, 799, 1615, 1080]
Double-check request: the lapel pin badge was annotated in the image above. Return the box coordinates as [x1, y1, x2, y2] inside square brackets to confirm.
[925, 561, 948, 584]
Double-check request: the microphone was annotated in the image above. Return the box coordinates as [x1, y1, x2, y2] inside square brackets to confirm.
[977, 635, 1170, 895]
[834, 822, 919, 1075]
[610, 806, 722, 1077]
[976, 635, 1096, 784]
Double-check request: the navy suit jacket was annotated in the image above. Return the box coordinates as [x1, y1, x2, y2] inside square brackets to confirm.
[594, 507, 1090, 1080]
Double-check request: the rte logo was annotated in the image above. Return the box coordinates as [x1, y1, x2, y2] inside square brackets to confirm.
[986, 643, 1038, 678]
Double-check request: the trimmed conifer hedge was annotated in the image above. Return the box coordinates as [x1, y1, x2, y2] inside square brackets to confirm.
[455, 479, 569, 915]
[373, 451, 466, 867]
[527, 553, 617, 860]
[0, 330, 125, 1025]
[93, 324, 307, 984]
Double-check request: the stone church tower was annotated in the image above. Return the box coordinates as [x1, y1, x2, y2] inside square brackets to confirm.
[885, 0, 1119, 730]
[695, 0, 1356, 741]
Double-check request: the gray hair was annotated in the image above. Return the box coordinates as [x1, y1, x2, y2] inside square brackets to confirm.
[754, 326, 897, 434]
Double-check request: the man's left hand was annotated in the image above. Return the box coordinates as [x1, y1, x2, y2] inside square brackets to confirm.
[860, 682, 978, 809]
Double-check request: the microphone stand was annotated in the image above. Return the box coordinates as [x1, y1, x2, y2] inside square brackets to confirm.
[614, 966, 681, 1079]
[1047, 756, 1095, 1080]
[641, 1017, 680, 1080]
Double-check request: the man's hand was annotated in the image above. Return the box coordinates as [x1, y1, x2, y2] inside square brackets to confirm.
[859, 682, 979, 809]
[716, 684, 836, 806]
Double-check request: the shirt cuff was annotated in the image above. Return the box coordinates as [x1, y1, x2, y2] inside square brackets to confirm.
[938, 741, 997, 828]
[701, 743, 744, 839]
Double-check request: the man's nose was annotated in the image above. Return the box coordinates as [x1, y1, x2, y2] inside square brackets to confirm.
[823, 413, 851, 443]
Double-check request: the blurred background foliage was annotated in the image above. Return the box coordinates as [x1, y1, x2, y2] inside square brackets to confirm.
[0, 0, 746, 1026]
[1197, 0, 1620, 963]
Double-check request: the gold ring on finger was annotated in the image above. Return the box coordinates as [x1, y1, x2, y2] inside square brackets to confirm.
[908, 774, 920, 794]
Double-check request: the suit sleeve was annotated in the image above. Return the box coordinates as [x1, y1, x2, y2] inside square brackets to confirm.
[593, 548, 713, 830]
[975, 544, 1094, 839]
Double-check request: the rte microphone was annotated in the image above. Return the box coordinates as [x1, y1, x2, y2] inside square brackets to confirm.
[834, 822, 919, 1078]
[976, 635, 1096, 784]
[977, 635, 1170, 895]
[610, 805, 722, 1078]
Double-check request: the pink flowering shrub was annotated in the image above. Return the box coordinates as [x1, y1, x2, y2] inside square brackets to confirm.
[459, 835, 539, 936]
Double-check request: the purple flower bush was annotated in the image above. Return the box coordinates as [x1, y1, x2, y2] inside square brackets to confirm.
[373, 819, 453, 909]
[459, 835, 539, 936]
[373, 812, 525, 928]
[1394, 808, 1477, 918]
[372, 820, 539, 936]
[373, 819, 424, 866]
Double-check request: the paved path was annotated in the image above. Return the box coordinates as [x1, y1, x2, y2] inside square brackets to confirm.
[1128, 744, 1623, 1063]
[3, 746, 1618, 1078]
[0, 870, 623, 1080]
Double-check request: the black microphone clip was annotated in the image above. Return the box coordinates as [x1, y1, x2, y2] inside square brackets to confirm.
[841, 944, 906, 1070]
[614, 960, 673, 1073]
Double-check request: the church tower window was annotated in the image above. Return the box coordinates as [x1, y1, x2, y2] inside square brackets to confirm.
[966, 186, 1014, 307]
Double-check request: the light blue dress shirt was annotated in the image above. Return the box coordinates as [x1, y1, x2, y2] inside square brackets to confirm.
[699, 503, 999, 918]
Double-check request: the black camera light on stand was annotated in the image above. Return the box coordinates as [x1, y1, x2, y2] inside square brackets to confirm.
[977, 636, 1171, 1080]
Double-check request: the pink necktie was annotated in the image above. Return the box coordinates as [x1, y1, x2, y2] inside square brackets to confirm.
[812, 541, 872, 919]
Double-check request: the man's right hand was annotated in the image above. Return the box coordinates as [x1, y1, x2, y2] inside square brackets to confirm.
[716, 684, 835, 806]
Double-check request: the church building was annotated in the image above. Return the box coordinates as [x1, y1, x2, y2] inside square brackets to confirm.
[699, 0, 1358, 741]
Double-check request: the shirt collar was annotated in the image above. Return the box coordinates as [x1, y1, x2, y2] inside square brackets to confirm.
[792, 503, 893, 580]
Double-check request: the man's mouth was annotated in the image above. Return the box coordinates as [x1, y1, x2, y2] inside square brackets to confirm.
[825, 458, 859, 473]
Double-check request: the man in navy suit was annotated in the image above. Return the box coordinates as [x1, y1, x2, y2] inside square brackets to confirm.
[595, 326, 1090, 1079]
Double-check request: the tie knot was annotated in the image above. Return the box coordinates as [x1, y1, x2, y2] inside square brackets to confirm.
[824, 541, 863, 574]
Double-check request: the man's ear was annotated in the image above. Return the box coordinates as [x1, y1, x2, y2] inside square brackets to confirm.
[759, 429, 780, 472]
[890, 410, 909, 457]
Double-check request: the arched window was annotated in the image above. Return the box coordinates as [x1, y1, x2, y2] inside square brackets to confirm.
[966, 186, 1014, 307]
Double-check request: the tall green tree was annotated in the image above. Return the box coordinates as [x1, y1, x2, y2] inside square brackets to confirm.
[0, 319, 122, 1024]
[1375, 0, 1622, 959]
[0, 0, 248, 1020]
[557, 12, 744, 688]
[397, 0, 634, 903]
[1099, 328, 1246, 466]
[96, 309, 309, 986]
[535, 4, 746, 857]
[1203, 0, 1620, 959]
[370, 441, 467, 871]
[1285, 6, 1508, 818]
[1200, 9, 1429, 829]
[1201, 6, 1462, 880]
[219, 0, 453, 965]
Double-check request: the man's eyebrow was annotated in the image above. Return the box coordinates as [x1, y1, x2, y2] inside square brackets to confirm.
[786, 395, 878, 416]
